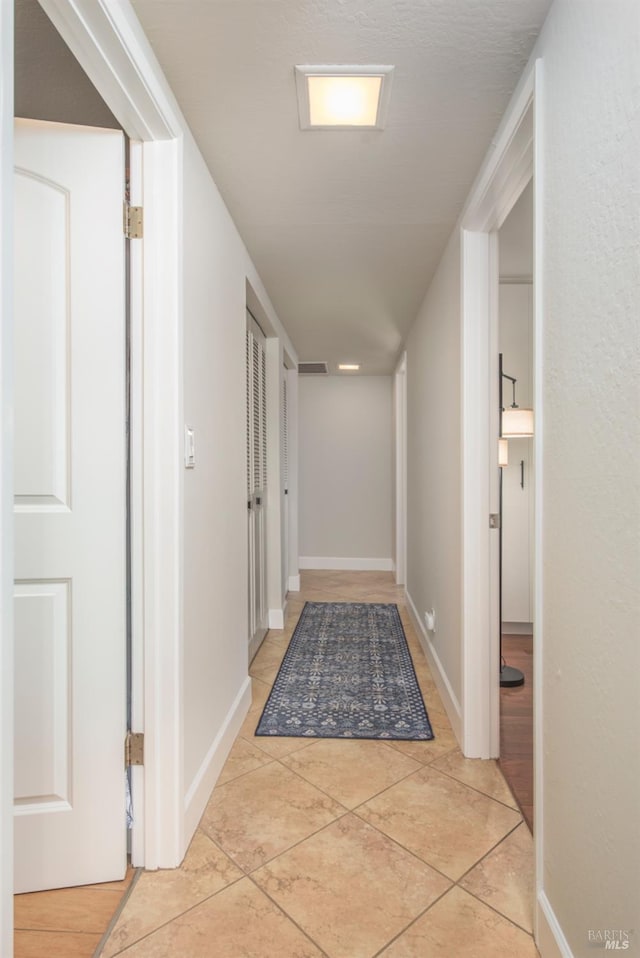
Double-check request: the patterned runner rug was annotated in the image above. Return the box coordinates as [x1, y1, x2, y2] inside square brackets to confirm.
[255, 602, 434, 740]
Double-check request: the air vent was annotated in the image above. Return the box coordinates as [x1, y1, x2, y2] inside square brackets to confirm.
[298, 362, 328, 375]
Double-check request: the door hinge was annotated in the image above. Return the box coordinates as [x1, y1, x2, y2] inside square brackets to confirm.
[489, 513, 501, 529]
[125, 731, 144, 767]
[123, 203, 143, 239]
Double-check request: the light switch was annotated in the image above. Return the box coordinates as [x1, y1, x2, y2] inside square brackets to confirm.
[185, 426, 196, 468]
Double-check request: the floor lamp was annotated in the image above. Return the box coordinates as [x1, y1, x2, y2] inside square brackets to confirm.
[499, 353, 526, 689]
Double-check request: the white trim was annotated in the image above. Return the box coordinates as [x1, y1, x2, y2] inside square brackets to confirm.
[265, 336, 285, 620]
[460, 228, 495, 758]
[38, 0, 183, 140]
[140, 138, 184, 869]
[0, 1, 13, 951]
[286, 369, 299, 587]
[502, 622, 534, 635]
[405, 590, 462, 743]
[536, 892, 574, 958]
[128, 138, 145, 867]
[461, 68, 534, 232]
[183, 678, 252, 844]
[394, 353, 407, 586]
[532, 56, 546, 950]
[268, 607, 285, 629]
[299, 556, 395, 572]
[459, 58, 536, 760]
[38, 0, 190, 872]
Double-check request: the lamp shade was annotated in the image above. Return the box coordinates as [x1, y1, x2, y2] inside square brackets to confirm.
[502, 407, 534, 438]
[498, 438, 509, 467]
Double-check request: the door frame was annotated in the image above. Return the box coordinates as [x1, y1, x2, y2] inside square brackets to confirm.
[394, 353, 407, 586]
[459, 57, 540, 757]
[1, 3, 188, 928]
[0, 2, 15, 953]
[36, 0, 187, 872]
[458, 52, 544, 935]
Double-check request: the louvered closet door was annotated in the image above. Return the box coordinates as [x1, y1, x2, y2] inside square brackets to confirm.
[246, 313, 268, 656]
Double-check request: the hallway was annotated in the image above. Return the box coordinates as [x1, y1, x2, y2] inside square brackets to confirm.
[101, 572, 537, 958]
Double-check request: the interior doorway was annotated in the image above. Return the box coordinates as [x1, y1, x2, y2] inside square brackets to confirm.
[394, 354, 407, 586]
[13, 0, 130, 894]
[246, 310, 269, 660]
[497, 181, 535, 830]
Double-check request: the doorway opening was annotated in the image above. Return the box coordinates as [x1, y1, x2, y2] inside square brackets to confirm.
[497, 181, 535, 830]
[246, 310, 269, 661]
[13, 0, 132, 902]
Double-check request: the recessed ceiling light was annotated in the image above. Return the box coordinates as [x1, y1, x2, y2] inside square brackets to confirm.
[338, 363, 361, 371]
[295, 65, 394, 130]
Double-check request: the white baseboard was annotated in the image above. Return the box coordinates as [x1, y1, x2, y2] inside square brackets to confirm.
[288, 574, 301, 592]
[299, 556, 395, 572]
[405, 589, 462, 744]
[183, 676, 252, 846]
[502, 621, 534, 635]
[536, 891, 574, 957]
[268, 607, 285, 629]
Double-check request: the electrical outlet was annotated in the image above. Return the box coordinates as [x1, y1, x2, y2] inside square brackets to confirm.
[424, 609, 436, 633]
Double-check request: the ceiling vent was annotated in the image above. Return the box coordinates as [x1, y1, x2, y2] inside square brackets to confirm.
[298, 362, 328, 375]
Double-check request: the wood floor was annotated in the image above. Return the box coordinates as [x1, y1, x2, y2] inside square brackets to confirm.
[499, 634, 534, 832]
[14, 867, 136, 958]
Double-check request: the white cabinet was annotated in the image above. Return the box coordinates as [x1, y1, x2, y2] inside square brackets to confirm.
[500, 284, 533, 626]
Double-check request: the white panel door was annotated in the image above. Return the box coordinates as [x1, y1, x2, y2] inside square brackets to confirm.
[13, 118, 127, 892]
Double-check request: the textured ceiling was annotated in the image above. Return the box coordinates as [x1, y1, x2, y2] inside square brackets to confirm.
[131, 0, 551, 373]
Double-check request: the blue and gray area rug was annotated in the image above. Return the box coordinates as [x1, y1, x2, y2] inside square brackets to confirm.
[255, 602, 434, 741]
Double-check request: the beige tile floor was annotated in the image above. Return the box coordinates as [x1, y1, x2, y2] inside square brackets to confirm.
[100, 571, 538, 958]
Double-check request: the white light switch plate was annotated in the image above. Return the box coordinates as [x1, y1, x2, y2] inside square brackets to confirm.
[185, 425, 196, 468]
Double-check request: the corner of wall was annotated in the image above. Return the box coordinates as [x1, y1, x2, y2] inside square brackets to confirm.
[405, 589, 462, 744]
[536, 892, 574, 958]
[182, 676, 252, 848]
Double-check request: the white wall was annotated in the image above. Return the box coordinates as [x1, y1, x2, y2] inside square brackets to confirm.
[403, 1, 640, 953]
[298, 375, 393, 568]
[180, 129, 297, 838]
[405, 230, 462, 709]
[532, 1, 640, 951]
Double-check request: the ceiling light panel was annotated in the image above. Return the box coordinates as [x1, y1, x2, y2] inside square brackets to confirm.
[295, 65, 394, 130]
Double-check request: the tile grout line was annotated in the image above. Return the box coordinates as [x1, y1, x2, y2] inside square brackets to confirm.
[94, 870, 251, 957]
[423, 762, 524, 814]
[457, 881, 536, 941]
[244, 872, 332, 958]
[368, 883, 455, 958]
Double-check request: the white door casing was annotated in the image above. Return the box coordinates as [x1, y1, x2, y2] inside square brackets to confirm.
[13, 118, 126, 892]
[282, 369, 289, 597]
[394, 353, 407, 586]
